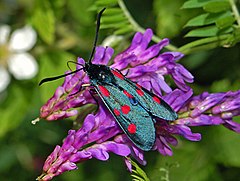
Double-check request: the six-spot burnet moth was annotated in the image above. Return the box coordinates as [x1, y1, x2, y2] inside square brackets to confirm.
[39, 8, 178, 151]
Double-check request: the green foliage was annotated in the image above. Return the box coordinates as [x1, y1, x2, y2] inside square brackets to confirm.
[67, 0, 94, 25]
[153, 0, 196, 38]
[0, 0, 240, 180]
[90, 0, 135, 35]
[128, 158, 150, 181]
[203, 0, 230, 13]
[180, 0, 240, 53]
[0, 82, 34, 138]
[38, 51, 75, 102]
[181, 0, 210, 8]
[148, 141, 224, 181]
[30, 0, 56, 44]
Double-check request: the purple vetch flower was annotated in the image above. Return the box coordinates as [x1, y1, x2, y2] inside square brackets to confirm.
[38, 103, 202, 180]
[175, 90, 240, 133]
[37, 29, 240, 180]
[38, 105, 131, 181]
[111, 29, 193, 95]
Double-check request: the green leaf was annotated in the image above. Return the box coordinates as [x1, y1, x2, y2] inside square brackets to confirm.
[95, 0, 117, 6]
[185, 26, 219, 37]
[38, 51, 75, 102]
[114, 25, 133, 35]
[203, 0, 230, 13]
[181, 0, 210, 9]
[101, 14, 126, 23]
[185, 25, 233, 37]
[30, 0, 55, 44]
[105, 7, 122, 15]
[129, 158, 150, 181]
[91, 1, 132, 36]
[216, 15, 235, 29]
[100, 21, 129, 29]
[185, 11, 232, 27]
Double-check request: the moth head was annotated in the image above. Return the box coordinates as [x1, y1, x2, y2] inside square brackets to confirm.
[85, 64, 115, 84]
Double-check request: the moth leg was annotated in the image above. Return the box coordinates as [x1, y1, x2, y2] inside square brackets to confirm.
[123, 69, 129, 76]
[115, 68, 129, 76]
[70, 83, 91, 96]
[89, 88, 100, 108]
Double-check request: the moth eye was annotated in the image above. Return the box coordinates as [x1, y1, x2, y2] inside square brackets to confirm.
[99, 72, 106, 80]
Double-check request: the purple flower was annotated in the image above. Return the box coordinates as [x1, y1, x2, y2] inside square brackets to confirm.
[38, 105, 130, 180]
[112, 29, 193, 95]
[176, 90, 240, 133]
[37, 29, 240, 180]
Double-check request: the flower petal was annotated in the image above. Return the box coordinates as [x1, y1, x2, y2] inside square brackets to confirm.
[8, 52, 38, 79]
[9, 25, 37, 51]
[0, 66, 10, 92]
[0, 24, 10, 45]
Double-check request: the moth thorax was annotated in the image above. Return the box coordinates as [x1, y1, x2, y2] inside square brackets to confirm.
[86, 64, 115, 84]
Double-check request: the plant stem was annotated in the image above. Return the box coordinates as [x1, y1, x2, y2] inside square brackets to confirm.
[118, 0, 178, 51]
[178, 34, 231, 54]
[229, 0, 240, 26]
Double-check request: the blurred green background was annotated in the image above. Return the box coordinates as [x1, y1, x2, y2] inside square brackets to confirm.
[0, 0, 239, 180]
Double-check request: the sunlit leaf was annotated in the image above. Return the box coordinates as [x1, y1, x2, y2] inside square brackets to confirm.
[114, 25, 133, 35]
[203, 0, 230, 13]
[181, 0, 210, 9]
[185, 25, 232, 37]
[216, 15, 235, 29]
[185, 26, 219, 37]
[101, 14, 126, 23]
[90, 0, 134, 35]
[95, 0, 117, 6]
[129, 158, 150, 181]
[185, 11, 232, 27]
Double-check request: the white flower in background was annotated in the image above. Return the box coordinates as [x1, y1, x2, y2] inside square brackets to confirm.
[0, 24, 38, 92]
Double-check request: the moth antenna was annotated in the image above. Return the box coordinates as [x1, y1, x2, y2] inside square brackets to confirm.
[67, 60, 84, 71]
[88, 8, 106, 64]
[39, 68, 83, 86]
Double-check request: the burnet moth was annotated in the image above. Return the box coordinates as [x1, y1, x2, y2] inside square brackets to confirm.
[39, 8, 178, 151]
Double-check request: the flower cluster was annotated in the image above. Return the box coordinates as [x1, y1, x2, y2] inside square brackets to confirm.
[176, 90, 240, 132]
[37, 29, 240, 180]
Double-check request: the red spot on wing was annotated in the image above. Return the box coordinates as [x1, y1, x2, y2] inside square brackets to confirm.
[136, 83, 142, 89]
[153, 96, 161, 104]
[123, 90, 133, 98]
[112, 70, 124, 80]
[136, 89, 144, 96]
[113, 108, 120, 116]
[121, 105, 131, 114]
[128, 123, 136, 134]
[98, 85, 110, 97]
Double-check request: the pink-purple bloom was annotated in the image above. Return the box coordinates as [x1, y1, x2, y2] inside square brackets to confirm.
[37, 29, 240, 180]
